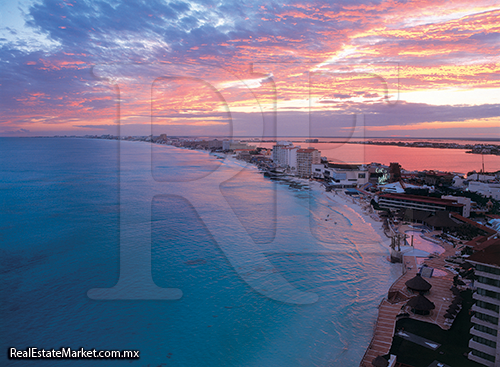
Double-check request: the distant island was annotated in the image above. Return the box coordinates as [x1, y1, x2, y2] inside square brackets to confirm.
[41, 134, 500, 155]
[347, 140, 500, 155]
[238, 138, 500, 155]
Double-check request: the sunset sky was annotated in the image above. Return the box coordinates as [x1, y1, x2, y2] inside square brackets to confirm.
[1, 0, 499, 138]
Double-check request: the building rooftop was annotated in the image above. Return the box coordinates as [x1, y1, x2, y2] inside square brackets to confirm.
[404, 209, 431, 222]
[379, 193, 465, 208]
[467, 240, 500, 267]
[450, 213, 497, 236]
[327, 162, 363, 170]
[424, 211, 460, 228]
[464, 235, 489, 249]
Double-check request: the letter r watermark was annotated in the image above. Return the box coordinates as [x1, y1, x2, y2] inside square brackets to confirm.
[87, 62, 397, 304]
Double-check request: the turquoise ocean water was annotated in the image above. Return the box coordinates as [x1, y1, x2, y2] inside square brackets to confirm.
[0, 138, 398, 366]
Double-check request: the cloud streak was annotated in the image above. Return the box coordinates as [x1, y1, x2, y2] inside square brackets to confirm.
[0, 0, 498, 137]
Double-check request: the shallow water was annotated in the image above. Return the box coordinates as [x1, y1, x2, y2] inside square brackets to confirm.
[0, 138, 400, 366]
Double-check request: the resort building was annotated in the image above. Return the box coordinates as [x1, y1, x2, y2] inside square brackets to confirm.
[223, 140, 253, 151]
[194, 139, 224, 150]
[403, 209, 462, 230]
[283, 146, 300, 173]
[453, 175, 467, 188]
[422, 170, 455, 186]
[469, 181, 500, 200]
[442, 195, 472, 217]
[312, 163, 369, 187]
[296, 148, 320, 177]
[377, 193, 466, 216]
[367, 163, 390, 185]
[271, 142, 292, 167]
[271, 143, 301, 173]
[468, 173, 497, 182]
[468, 243, 500, 367]
[450, 213, 498, 237]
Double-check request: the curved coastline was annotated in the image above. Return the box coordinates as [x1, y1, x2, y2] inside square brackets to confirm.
[155, 144, 406, 365]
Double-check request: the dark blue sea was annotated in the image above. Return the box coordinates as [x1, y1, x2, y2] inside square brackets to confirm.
[0, 138, 398, 366]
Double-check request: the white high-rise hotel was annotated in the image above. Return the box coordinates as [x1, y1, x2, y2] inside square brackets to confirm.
[468, 241, 500, 366]
[271, 143, 320, 177]
[272, 142, 301, 174]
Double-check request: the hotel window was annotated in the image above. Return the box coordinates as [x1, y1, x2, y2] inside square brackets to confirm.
[474, 324, 498, 336]
[476, 300, 500, 313]
[473, 335, 497, 348]
[477, 276, 500, 288]
[475, 311, 499, 325]
[477, 264, 500, 276]
[477, 288, 500, 301]
[471, 349, 496, 362]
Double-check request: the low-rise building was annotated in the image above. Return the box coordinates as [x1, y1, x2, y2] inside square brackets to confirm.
[442, 195, 472, 218]
[469, 181, 500, 200]
[223, 140, 255, 151]
[423, 170, 455, 186]
[450, 213, 498, 237]
[453, 175, 467, 188]
[468, 173, 497, 182]
[377, 193, 466, 216]
[314, 163, 369, 187]
[367, 163, 390, 185]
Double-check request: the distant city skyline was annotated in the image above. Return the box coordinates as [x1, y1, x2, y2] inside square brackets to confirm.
[1, 0, 499, 138]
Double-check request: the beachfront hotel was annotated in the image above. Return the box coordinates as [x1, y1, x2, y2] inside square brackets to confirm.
[376, 193, 467, 217]
[468, 242, 500, 366]
[296, 148, 321, 177]
[311, 162, 369, 188]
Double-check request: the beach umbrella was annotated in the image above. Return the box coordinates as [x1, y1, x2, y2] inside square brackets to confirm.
[405, 273, 432, 293]
[444, 312, 455, 319]
[446, 307, 458, 315]
[371, 355, 389, 367]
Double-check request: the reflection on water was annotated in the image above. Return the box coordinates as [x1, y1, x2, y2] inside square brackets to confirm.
[258, 141, 499, 173]
[1, 138, 401, 367]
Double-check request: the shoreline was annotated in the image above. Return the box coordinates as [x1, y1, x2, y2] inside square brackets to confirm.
[321, 186, 392, 247]
[217, 152, 407, 366]
[105, 141, 449, 365]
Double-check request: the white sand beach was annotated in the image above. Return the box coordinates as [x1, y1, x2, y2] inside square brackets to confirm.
[310, 181, 393, 249]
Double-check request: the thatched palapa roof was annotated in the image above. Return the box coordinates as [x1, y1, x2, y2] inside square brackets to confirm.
[407, 294, 435, 311]
[405, 273, 432, 292]
[371, 355, 389, 367]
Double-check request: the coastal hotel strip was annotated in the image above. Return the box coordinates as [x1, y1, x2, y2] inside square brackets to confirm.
[85, 135, 500, 367]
